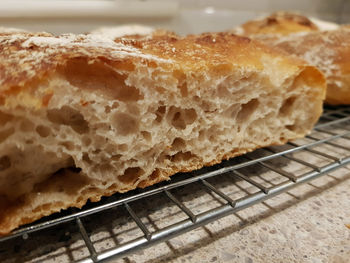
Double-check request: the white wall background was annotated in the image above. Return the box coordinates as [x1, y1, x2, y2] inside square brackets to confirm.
[0, 0, 348, 34]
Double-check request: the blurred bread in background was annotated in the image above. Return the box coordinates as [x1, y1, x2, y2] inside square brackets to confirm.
[233, 12, 350, 105]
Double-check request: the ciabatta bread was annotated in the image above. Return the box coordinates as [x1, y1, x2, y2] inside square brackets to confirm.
[0, 29, 325, 235]
[234, 11, 320, 36]
[233, 12, 350, 105]
[234, 11, 339, 35]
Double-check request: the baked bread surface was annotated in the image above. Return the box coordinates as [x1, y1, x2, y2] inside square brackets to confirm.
[236, 11, 319, 35]
[234, 12, 350, 105]
[0, 29, 325, 235]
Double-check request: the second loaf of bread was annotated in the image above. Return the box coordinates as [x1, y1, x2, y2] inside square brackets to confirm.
[0, 30, 325, 235]
[233, 12, 350, 105]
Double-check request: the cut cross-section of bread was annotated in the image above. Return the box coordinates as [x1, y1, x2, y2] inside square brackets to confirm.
[0, 29, 326, 235]
[233, 12, 350, 105]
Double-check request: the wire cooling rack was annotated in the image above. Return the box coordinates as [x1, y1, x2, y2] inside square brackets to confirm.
[1, 105, 350, 262]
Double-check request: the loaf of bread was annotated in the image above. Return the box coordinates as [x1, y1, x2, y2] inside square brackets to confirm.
[233, 12, 350, 105]
[0, 28, 326, 235]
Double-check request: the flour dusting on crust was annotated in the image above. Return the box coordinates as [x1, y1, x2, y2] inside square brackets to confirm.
[90, 25, 154, 39]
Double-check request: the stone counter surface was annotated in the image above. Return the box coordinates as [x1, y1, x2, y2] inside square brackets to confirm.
[123, 169, 350, 263]
[116, 127, 350, 263]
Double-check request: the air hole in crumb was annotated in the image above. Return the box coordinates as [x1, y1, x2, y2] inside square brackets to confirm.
[99, 163, 113, 173]
[112, 101, 119, 109]
[119, 167, 144, 184]
[200, 100, 211, 112]
[279, 96, 297, 116]
[179, 83, 188, 97]
[155, 86, 166, 94]
[112, 112, 139, 136]
[60, 141, 75, 151]
[62, 58, 143, 101]
[82, 153, 92, 164]
[236, 99, 259, 123]
[138, 169, 160, 187]
[118, 144, 128, 152]
[0, 156, 11, 171]
[111, 154, 122, 161]
[286, 124, 297, 132]
[223, 103, 240, 118]
[183, 109, 197, 125]
[104, 106, 112, 114]
[141, 131, 152, 141]
[137, 168, 164, 188]
[36, 125, 51, 137]
[150, 169, 160, 180]
[167, 106, 197, 130]
[93, 149, 101, 154]
[171, 151, 196, 162]
[67, 166, 82, 173]
[105, 101, 120, 113]
[126, 103, 140, 116]
[141, 148, 156, 159]
[171, 137, 185, 151]
[47, 106, 89, 134]
[107, 183, 116, 191]
[217, 84, 230, 98]
[198, 130, 206, 141]
[155, 105, 166, 123]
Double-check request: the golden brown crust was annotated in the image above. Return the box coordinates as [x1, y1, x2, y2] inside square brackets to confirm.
[238, 11, 318, 36]
[0, 29, 326, 235]
[235, 12, 350, 105]
[263, 30, 350, 105]
[0, 30, 308, 96]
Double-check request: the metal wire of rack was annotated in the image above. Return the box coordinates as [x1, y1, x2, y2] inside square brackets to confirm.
[1, 106, 350, 262]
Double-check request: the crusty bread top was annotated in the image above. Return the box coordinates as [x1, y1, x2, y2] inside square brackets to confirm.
[266, 29, 350, 65]
[232, 13, 349, 105]
[0, 31, 170, 92]
[235, 11, 320, 36]
[235, 11, 341, 37]
[0, 30, 315, 107]
[241, 28, 350, 85]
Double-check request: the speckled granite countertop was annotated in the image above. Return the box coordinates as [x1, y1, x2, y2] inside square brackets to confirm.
[122, 170, 350, 263]
[114, 167, 350, 263]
